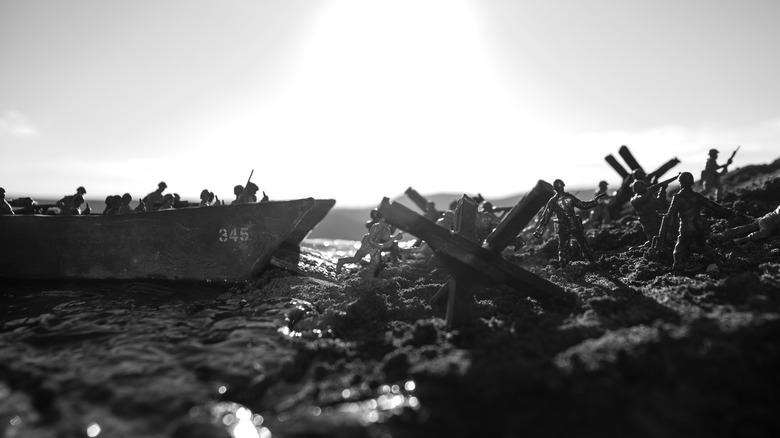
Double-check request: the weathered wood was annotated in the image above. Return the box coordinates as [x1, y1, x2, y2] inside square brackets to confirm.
[377, 198, 570, 305]
[404, 187, 431, 213]
[484, 180, 555, 252]
[619, 145, 644, 172]
[605, 154, 630, 179]
[429, 181, 554, 307]
[0, 199, 316, 281]
[454, 195, 479, 243]
[647, 158, 681, 182]
[446, 274, 475, 328]
[445, 195, 481, 327]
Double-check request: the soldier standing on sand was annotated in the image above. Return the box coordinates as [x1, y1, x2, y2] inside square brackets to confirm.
[336, 217, 404, 276]
[630, 179, 669, 247]
[534, 179, 605, 267]
[586, 180, 612, 227]
[701, 149, 732, 201]
[143, 182, 167, 210]
[0, 188, 14, 215]
[658, 172, 735, 275]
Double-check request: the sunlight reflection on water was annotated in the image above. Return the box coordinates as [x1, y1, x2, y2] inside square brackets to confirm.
[336, 380, 420, 425]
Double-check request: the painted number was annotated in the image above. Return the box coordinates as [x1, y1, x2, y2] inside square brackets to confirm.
[219, 227, 250, 242]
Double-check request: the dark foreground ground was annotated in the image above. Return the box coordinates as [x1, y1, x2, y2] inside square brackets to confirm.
[2, 160, 780, 438]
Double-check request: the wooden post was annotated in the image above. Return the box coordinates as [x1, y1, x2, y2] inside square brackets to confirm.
[619, 145, 644, 173]
[484, 180, 554, 253]
[647, 158, 681, 182]
[605, 154, 630, 179]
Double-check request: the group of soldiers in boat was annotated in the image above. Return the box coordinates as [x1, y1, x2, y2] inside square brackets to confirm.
[0, 180, 267, 216]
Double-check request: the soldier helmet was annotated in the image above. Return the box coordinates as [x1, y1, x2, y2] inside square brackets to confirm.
[598, 180, 608, 188]
[233, 185, 244, 195]
[679, 172, 694, 186]
[631, 180, 647, 195]
[708, 148, 719, 155]
[246, 182, 259, 192]
[200, 189, 210, 199]
[0, 187, 5, 193]
[158, 181, 167, 189]
[76, 186, 87, 194]
[632, 169, 646, 180]
[553, 179, 565, 191]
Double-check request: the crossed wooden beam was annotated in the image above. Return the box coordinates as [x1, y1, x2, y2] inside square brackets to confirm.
[377, 181, 573, 328]
[605, 145, 680, 217]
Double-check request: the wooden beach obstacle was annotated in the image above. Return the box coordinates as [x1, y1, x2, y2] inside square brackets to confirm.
[605, 145, 680, 218]
[378, 180, 569, 328]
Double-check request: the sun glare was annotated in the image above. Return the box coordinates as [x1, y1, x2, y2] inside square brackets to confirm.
[215, 0, 556, 206]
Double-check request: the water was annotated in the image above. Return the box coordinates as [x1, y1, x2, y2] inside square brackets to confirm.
[0, 240, 361, 438]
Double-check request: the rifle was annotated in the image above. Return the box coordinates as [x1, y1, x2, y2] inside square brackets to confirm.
[723, 146, 740, 171]
[245, 169, 254, 188]
[647, 172, 681, 193]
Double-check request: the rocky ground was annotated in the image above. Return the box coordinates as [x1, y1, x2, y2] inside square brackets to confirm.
[220, 159, 780, 438]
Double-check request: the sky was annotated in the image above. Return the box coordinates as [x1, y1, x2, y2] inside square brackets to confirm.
[1, 0, 779, 207]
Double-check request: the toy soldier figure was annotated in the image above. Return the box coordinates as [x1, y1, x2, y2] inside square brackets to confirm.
[57, 186, 86, 215]
[143, 182, 167, 210]
[630, 178, 671, 246]
[0, 188, 14, 215]
[66, 194, 85, 215]
[199, 189, 212, 207]
[159, 193, 175, 210]
[117, 193, 134, 215]
[657, 172, 734, 275]
[721, 205, 780, 245]
[534, 179, 605, 267]
[701, 148, 732, 201]
[586, 180, 612, 227]
[231, 185, 243, 205]
[336, 217, 404, 276]
[236, 182, 259, 204]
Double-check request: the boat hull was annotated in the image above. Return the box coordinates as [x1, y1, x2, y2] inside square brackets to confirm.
[0, 199, 315, 282]
[285, 199, 336, 245]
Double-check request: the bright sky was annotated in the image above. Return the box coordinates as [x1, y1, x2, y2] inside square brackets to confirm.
[1, 0, 778, 207]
